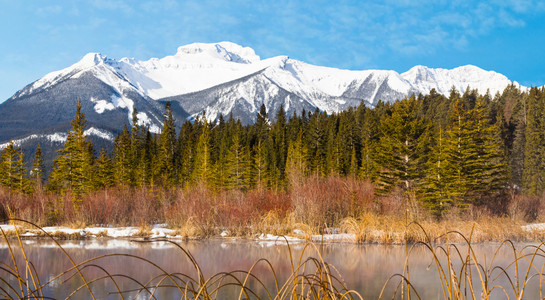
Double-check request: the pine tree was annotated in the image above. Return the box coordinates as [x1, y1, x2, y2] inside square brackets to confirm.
[157, 102, 177, 186]
[136, 129, 155, 187]
[523, 87, 545, 195]
[113, 125, 132, 185]
[326, 115, 343, 175]
[254, 104, 270, 142]
[375, 97, 426, 195]
[226, 133, 250, 190]
[307, 109, 327, 176]
[129, 108, 142, 185]
[349, 146, 358, 176]
[30, 143, 45, 190]
[421, 125, 450, 216]
[442, 97, 475, 207]
[252, 140, 268, 187]
[48, 100, 93, 203]
[268, 105, 288, 188]
[337, 109, 360, 174]
[0, 141, 29, 193]
[510, 96, 526, 188]
[95, 148, 114, 188]
[467, 96, 506, 205]
[286, 130, 308, 187]
[359, 107, 379, 180]
[192, 117, 213, 185]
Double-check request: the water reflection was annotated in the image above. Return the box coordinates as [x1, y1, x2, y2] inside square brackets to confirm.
[1, 239, 544, 299]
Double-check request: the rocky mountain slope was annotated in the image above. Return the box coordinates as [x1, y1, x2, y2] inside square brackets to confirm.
[0, 41, 520, 149]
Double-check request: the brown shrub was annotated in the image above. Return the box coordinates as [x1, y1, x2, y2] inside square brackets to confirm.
[291, 175, 377, 229]
[508, 193, 544, 222]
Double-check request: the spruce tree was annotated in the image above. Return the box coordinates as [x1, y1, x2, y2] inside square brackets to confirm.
[129, 108, 142, 185]
[325, 115, 343, 175]
[48, 100, 93, 203]
[307, 109, 327, 176]
[95, 148, 114, 188]
[157, 102, 177, 186]
[252, 140, 268, 187]
[113, 125, 132, 185]
[286, 130, 308, 186]
[226, 133, 250, 190]
[30, 143, 45, 190]
[268, 105, 288, 188]
[192, 117, 213, 185]
[0, 141, 29, 193]
[136, 129, 154, 187]
[421, 125, 450, 216]
[467, 96, 506, 205]
[523, 87, 545, 195]
[359, 107, 379, 180]
[375, 97, 426, 195]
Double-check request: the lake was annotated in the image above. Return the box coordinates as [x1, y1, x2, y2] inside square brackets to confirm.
[1, 238, 544, 299]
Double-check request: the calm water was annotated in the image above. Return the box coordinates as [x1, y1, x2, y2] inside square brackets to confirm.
[1, 238, 544, 299]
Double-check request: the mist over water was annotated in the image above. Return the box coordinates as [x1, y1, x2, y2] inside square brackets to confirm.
[2, 239, 544, 299]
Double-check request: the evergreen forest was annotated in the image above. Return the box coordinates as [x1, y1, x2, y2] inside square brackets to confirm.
[2, 85, 545, 228]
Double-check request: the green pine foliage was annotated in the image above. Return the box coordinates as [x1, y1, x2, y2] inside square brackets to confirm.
[0, 141, 29, 194]
[13, 85, 545, 219]
[375, 96, 426, 195]
[30, 143, 45, 190]
[420, 125, 449, 216]
[523, 87, 545, 196]
[95, 148, 114, 188]
[157, 102, 178, 187]
[48, 100, 94, 203]
[225, 132, 251, 190]
[192, 116, 213, 186]
[286, 130, 308, 187]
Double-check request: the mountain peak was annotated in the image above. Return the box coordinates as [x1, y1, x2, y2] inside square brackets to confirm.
[76, 52, 107, 68]
[175, 42, 260, 64]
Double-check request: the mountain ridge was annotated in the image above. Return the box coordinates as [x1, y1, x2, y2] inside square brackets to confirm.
[0, 41, 526, 149]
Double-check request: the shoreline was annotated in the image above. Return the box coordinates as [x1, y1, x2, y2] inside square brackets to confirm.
[0, 224, 355, 244]
[2, 221, 545, 245]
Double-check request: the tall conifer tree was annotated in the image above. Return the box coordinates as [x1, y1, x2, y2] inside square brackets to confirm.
[49, 100, 93, 203]
[30, 143, 45, 190]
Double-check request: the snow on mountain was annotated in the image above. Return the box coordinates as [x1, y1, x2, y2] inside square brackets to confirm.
[0, 127, 114, 150]
[401, 65, 518, 96]
[1, 41, 525, 143]
[19, 42, 520, 108]
[19, 41, 520, 114]
[262, 58, 418, 110]
[112, 42, 271, 100]
[22, 53, 138, 99]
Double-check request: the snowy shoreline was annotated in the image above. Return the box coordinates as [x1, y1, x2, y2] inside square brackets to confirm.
[3, 222, 545, 246]
[0, 224, 356, 244]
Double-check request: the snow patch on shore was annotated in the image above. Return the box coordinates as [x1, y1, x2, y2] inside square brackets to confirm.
[0, 224, 179, 239]
[522, 223, 545, 231]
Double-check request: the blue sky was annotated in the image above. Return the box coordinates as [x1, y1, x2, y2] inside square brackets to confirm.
[1, 0, 544, 102]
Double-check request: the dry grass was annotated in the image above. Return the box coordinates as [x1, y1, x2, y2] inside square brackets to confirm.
[339, 213, 545, 244]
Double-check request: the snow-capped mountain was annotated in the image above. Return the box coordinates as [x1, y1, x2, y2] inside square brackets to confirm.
[0, 41, 521, 148]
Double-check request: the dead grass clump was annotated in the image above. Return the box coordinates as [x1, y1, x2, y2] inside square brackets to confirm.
[133, 224, 153, 238]
[34, 230, 86, 240]
[339, 213, 545, 244]
[257, 210, 296, 236]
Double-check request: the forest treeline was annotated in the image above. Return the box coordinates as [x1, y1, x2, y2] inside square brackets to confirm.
[1, 84, 545, 222]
